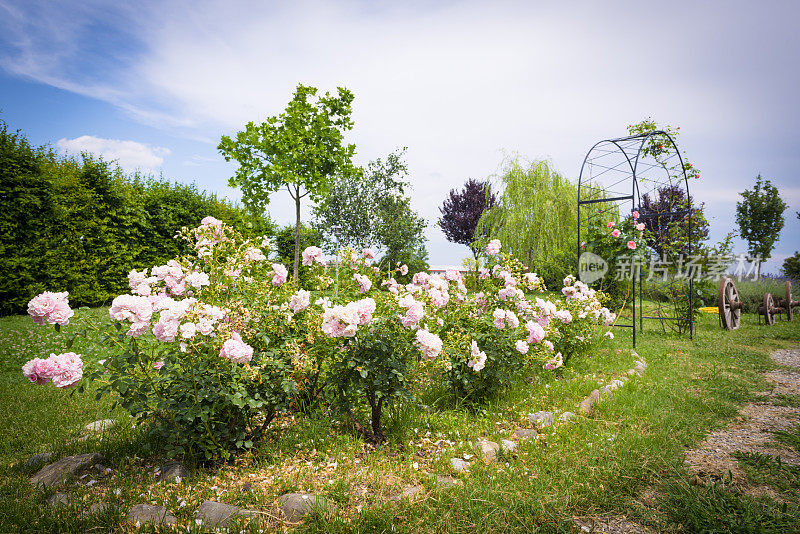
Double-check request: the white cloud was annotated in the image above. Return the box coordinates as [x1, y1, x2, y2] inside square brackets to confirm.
[4, 1, 800, 263]
[56, 135, 171, 172]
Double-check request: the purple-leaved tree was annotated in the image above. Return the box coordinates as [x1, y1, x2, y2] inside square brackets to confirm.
[438, 178, 497, 269]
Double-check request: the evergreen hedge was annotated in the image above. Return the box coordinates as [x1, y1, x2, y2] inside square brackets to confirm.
[0, 120, 273, 315]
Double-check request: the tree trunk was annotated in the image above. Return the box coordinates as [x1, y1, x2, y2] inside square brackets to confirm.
[370, 396, 385, 443]
[293, 191, 301, 281]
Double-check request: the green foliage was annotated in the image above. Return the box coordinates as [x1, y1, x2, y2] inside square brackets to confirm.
[314, 148, 408, 250]
[660, 479, 800, 533]
[478, 157, 577, 288]
[626, 118, 700, 180]
[0, 119, 269, 315]
[330, 322, 416, 443]
[784, 252, 800, 280]
[373, 193, 429, 274]
[736, 175, 788, 268]
[313, 148, 429, 275]
[219, 83, 358, 280]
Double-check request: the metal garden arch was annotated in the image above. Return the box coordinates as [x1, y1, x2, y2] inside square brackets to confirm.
[577, 131, 694, 347]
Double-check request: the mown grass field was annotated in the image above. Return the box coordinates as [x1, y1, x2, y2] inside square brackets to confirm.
[1, 306, 799, 533]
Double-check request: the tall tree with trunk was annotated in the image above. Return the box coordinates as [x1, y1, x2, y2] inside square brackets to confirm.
[313, 148, 409, 251]
[438, 178, 497, 267]
[735, 175, 787, 277]
[218, 84, 357, 280]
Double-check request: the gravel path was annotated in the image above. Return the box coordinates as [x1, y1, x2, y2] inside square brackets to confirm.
[684, 347, 800, 489]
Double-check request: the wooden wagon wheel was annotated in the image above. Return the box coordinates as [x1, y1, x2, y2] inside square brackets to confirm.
[717, 277, 742, 330]
[760, 292, 777, 326]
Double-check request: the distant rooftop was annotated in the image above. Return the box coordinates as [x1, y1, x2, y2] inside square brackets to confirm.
[428, 265, 469, 273]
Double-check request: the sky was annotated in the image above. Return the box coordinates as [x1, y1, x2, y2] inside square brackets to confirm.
[1, 0, 798, 273]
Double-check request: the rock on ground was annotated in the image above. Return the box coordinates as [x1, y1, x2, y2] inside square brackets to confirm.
[527, 411, 554, 427]
[161, 461, 189, 483]
[513, 428, 538, 440]
[573, 516, 655, 533]
[500, 439, 516, 452]
[85, 419, 114, 432]
[477, 440, 499, 463]
[388, 485, 424, 501]
[559, 411, 576, 422]
[196, 500, 256, 527]
[127, 504, 177, 526]
[450, 457, 469, 472]
[25, 452, 53, 468]
[434, 475, 462, 488]
[30, 453, 104, 489]
[47, 493, 70, 508]
[279, 493, 332, 522]
[579, 390, 601, 414]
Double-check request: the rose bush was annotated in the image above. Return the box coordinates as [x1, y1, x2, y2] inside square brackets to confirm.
[23, 218, 616, 458]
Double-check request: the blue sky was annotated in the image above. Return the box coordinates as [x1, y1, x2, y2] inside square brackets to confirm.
[1, 0, 798, 273]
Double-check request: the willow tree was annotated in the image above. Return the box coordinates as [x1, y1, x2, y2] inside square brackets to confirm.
[477, 158, 578, 283]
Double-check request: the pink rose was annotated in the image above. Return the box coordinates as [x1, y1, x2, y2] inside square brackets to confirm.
[606, 222, 615, 228]
[627, 240, 637, 250]
[632, 211, 640, 219]
[271, 263, 288, 286]
[525, 321, 545, 343]
[153, 361, 165, 370]
[611, 229, 621, 238]
[486, 239, 501, 256]
[219, 332, 254, 364]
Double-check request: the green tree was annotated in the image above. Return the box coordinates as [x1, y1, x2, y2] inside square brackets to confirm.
[784, 211, 800, 280]
[477, 157, 577, 286]
[313, 148, 408, 251]
[218, 84, 357, 280]
[374, 193, 428, 274]
[735, 175, 787, 277]
[784, 252, 800, 280]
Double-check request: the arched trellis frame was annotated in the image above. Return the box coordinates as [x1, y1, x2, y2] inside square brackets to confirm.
[577, 131, 694, 347]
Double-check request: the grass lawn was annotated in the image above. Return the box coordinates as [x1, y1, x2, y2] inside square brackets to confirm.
[1, 306, 799, 532]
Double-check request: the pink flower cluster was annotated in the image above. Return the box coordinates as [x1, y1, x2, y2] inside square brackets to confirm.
[492, 308, 519, 329]
[289, 289, 311, 313]
[128, 269, 157, 296]
[525, 320, 546, 343]
[354, 273, 372, 293]
[22, 352, 83, 388]
[271, 263, 288, 286]
[245, 247, 266, 262]
[543, 352, 563, 370]
[27, 292, 74, 326]
[110, 294, 153, 336]
[486, 239, 501, 256]
[467, 340, 486, 371]
[416, 329, 443, 361]
[321, 298, 376, 338]
[398, 295, 425, 328]
[152, 297, 198, 342]
[218, 332, 253, 364]
[302, 246, 326, 266]
[152, 260, 191, 296]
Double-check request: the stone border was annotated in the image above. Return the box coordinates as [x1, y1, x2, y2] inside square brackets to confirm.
[445, 350, 647, 472]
